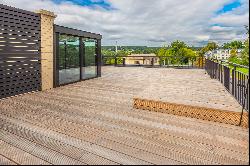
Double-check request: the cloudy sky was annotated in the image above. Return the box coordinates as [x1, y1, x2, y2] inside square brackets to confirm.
[1, 0, 249, 46]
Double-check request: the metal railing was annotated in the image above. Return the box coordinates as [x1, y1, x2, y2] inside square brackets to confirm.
[205, 59, 249, 111]
[102, 56, 205, 69]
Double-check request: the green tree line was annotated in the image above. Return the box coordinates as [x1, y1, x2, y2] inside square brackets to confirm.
[201, 26, 249, 66]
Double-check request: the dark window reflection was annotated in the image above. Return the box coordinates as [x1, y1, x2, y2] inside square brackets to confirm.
[82, 39, 97, 79]
[59, 35, 80, 85]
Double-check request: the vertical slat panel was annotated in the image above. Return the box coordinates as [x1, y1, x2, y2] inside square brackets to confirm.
[0, 4, 41, 99]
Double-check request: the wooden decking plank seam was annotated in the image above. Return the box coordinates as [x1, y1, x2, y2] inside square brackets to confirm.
[0, 109, 244, 165]
[30, 90, 248, 134]
[0, 139, 53, 165]
[0, 115, 154, 165]
[0, 131, 86, 165]
[6, 96, 247, 154]
[104, 130, 247, 164]
[0, 67, 248, 165]
[0, 100, 247, 160]
[8, 84, 240, 128]
[8, 94, 246, 141]
[0, 117, 119, 165]
[0, 122, 118, 165]
[0, 153, 19, 165]
[0, 109, 243, 164]
[0, 114, 180, 165]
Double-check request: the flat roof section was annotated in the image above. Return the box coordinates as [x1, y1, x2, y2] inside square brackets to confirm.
[0, 66, 248, 165]
[54, 25, 102, 40]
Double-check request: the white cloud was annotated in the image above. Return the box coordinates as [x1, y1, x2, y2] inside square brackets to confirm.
[196, 35, 210, 41]
[211, 12, 248, 26]
[0, 0, 248, 46]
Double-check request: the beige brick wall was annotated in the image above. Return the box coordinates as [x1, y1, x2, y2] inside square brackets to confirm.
[36, 10, 56, 91]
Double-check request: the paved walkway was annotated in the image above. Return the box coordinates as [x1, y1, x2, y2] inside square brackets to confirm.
[0, 67, 248, 165]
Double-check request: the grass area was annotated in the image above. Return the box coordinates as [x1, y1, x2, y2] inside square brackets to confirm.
[228, 66, 249, 75]
[235, 67, 249, 75]
[223, 63, 249, 75]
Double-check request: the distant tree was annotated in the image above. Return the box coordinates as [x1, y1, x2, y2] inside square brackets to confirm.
[170, 40, 187, 54]
[102, 50, 116, 64]
[167, 41, 187, 62]
[226, 26, 249, 66]
[228, 54, 241, 64]
[240, 26, 249, 65]
[199, 41, 218, 58]
[228, 48, 238, 64]
[164, 49, 173, 56]
[205, 42, 218, 51]
[117, 50, 129, 64]
[157, 47, 167, 57]
[184, 48, 196, 57]
[230, 48, 238, 56]
[157, 47, 167, 64]
[223, 41, 244, 49]
[133, 49, 143, 54]
[157, 41, 196, 65]
[117, 50, 129, 56]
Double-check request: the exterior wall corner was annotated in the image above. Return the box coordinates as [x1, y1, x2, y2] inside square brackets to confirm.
[36, 10, 57, 91]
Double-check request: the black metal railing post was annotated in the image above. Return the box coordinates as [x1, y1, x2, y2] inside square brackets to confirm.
[201, 56, 204, 69]
[204, 58, 249, 112]
[114, 56, 117, 66]
[232, 65, 236, 95]
[123, 58, 126, 67]
[224, 66, 230, 91]
[101, 55, 104, 66]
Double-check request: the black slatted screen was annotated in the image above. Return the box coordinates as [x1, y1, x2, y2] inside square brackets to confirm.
[0, 4, 41, 99]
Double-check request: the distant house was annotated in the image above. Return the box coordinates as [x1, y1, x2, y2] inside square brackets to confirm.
[205, 49, 243, 60]
[126, 54, 159, 65]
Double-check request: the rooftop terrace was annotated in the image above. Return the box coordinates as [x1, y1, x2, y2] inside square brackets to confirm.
[0, 66, 249, 165]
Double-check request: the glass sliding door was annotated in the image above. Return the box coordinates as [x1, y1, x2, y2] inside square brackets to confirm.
[58, 35, 80, 85]
[82, 39, 97, 79]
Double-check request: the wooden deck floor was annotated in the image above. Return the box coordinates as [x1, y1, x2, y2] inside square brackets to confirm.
[0, 67, 249, 165]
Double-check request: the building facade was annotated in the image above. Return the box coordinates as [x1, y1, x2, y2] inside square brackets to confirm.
[125, 54, 160, 65]
[0, 4, 102, 99]
[205, 49, 243, 60]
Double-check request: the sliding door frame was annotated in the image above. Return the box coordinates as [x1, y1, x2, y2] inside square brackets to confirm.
[54, 25, 102, 87]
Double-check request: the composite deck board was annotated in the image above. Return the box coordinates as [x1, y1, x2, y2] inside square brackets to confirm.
[0, 118, 119, 165]
[0, 115, 151, 165]
[0, 140, 49, 165]
[1, 97, 247, 153]
[0, 154, 18, 165]
[0, 131, 86, 165]
[0, 100, 247, 164]
[0, 98, 246, 165]
[7, 93, 248, 144]
[0, 98, 247, 163]
[0, 67, 249, 165]
[0, 95, 248, 164]
[0, 110, 181, 165]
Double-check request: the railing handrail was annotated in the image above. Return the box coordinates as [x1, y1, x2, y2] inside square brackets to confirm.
[205, 59, 249, 113]
[228, 62, 249, 69]
[207, 58, 249, 69]
[102, 55, 201, 58]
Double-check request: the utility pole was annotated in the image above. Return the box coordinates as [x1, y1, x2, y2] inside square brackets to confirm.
[115, 41, 118, 66]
